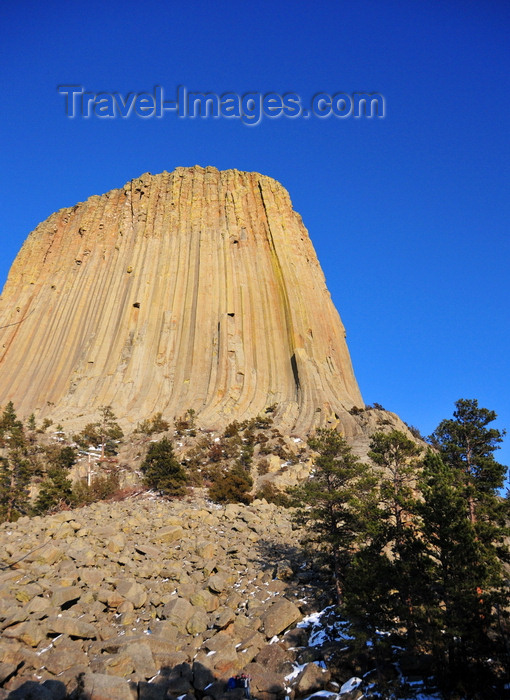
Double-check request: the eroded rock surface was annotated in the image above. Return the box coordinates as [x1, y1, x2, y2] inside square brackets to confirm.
[0, 166, 363, 436]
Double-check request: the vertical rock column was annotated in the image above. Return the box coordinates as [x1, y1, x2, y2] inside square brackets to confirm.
[0, 166, 363, 434]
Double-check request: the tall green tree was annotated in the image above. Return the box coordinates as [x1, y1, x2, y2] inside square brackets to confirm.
[141, 437, 187, 497]
[34, 466, 75, 514]
[428, 400, 509, 686]
[0, 401, 24, 448]
[430, 398, 506, 519]
[418, 450, 508, 692]
[0, 403, 32, 521]
[368, 430, 422, 546]
[291, 428, 380, 606]
[362, 431, 425, 647]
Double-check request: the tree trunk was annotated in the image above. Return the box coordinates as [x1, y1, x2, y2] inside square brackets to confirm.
[333, 549, 343, 606]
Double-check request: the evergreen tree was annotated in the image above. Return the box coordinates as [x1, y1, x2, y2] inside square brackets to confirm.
[291, 428, 379, 606]
[0, 401, 24, 447]
[418, 451, 509, 693]
[26, 413, 37, 432]
[368, 430, 422, 544]
[141, 437, 187, 497]
[0, 404, 32, 521]
[74, 405, 124, 457]
[366, 431, 425, 646]
[430, 398, 506, 517]
[34, 466, 75, 514]
[34, 445, 77, 514]
[136, 412, 170, 436]
[429, 401, 509, 687]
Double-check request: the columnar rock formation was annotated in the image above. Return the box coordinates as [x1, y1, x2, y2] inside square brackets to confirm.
[0, 166, 363, 434]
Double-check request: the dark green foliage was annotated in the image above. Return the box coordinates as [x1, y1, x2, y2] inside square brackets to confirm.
[26, 413, 37, 432]
[425, 401, 509, 690]
[292, 407, 509, 696]
[345, 431, 426, 647]
[291, 428, 379, 605]
[348, 405, 364, 415]
[74, 423, 101, 448]
[208, 463, 253, 504]
[0, 401, 24, 448]
[0, 450, 32, 522]
[207, 414, 262, 503]
[223, 420, 241, 438]
[430, 398, 506, 491]
[0, 403, 32, 521]
[34, 445, 78, 514]
[417, 450, 509, 691]
[38, 418, 53, 433]
[34, 467, 75, 514]
[141, 437, 187, 497]
[236, 440, 254, 469]
[368, 430, 422, 545]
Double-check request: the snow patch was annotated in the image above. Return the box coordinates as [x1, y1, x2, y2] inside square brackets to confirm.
[339, 677, 362, 695]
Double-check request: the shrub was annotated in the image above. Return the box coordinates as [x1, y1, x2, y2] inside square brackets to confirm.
[255, 482, 291, 507]
[223, 421, 241, 438]
[258, 458, 270, 475]
[136, 412, 170, 435]
[174, 408, 197, 436]
[349, 406, 364, 416]
[208, 464, 253, 504]
[73, 471, 121, 506]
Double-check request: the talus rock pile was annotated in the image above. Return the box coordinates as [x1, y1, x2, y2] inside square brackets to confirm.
[0, 494, 350, 700]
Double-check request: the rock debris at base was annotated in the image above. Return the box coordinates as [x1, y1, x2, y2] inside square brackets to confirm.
[0, 494, 361, 700]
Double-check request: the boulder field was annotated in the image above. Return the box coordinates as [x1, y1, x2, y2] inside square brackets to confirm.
[0, 494, 360, 700]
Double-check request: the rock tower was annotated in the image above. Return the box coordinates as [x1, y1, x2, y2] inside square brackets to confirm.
[0, 166, 364, 434]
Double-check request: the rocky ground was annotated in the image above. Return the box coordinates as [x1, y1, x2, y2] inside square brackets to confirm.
[0, 493, 360, 700]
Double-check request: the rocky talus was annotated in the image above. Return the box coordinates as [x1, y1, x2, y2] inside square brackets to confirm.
[0, 495, 355, 700]
[0, 166, 363, 437]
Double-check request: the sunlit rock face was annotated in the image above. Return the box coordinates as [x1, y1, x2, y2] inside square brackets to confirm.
[0, 166, 364, 434]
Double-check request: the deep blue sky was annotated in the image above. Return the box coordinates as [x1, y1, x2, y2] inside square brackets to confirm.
[1, 1, 509, 467]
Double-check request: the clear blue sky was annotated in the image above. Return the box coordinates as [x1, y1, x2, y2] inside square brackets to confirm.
[1, 1, 509, 468]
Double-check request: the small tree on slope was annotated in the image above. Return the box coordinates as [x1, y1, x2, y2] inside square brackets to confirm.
[141, 437, 187, 498]
[291, 428, 380, 606]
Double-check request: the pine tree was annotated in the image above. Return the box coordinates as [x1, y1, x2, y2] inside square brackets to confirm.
[34, 466, 75, 514]
[291, 428, 380, 606]
[428, 401, 509, 689]
[430, 398, 506, 519]
[0, 401, 24, 447]
[34, 445, 77, 514]
[141, 437, 187, 497]
[418, 451, 508, 692]
[0, 404, 32, 521]
[368, 430, 422, 545]
[349, 430, 425, 647]
[74, 405, 124, 457]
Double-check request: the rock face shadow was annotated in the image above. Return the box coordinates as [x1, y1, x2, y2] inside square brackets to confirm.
[5, 679, 67, 699]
